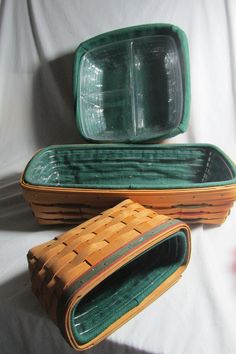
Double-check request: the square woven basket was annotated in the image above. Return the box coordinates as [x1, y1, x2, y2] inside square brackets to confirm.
[73, 23, 190, 143]
[28, 199, 191, 351]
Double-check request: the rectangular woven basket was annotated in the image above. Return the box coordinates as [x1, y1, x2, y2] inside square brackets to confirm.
[28, 199, 191, 351]
[21, 143, 236, 225]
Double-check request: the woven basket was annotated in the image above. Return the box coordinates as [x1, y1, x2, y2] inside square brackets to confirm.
[73, 24, 190, 143]
[28, 199, 191, 351]
[21, 144, 236, 225]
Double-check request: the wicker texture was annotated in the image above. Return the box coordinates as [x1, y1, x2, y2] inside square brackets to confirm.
[28, 199, 191, 350]
[22, 184, 236, 225]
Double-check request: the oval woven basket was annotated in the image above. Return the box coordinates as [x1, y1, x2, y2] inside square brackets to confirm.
[28, 199, 191, 351]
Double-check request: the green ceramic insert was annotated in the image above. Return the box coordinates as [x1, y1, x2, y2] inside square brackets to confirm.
[23, 144, 236, 189]
[71, 231, 188, 344]
[74, 24, 190, 142]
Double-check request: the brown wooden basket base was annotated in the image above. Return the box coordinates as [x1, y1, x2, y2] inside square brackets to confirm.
[21, 181, 236, 225]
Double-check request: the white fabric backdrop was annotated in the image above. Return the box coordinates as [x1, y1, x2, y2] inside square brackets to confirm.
[0, 0, 236, 353]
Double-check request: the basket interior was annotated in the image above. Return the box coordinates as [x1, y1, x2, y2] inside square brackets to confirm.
[71, 231, 187, 345]
[78, 34, 183, 142]
[24, 145, 236, 189]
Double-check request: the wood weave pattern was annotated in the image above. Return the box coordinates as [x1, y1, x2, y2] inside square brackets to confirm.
[28, 199, 170, 316]
[21, 180, 236, 224]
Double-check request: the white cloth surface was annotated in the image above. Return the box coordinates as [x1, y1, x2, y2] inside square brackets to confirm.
[0, 0, 236, 353]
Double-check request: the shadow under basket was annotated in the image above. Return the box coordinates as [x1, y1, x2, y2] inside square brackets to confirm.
[21, 143, 236, 225]
[27, 199, 191, 351]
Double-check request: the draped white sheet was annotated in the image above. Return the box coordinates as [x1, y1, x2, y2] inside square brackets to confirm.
[0, 1, 236, 353]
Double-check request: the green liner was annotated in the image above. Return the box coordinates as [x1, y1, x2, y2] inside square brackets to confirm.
[74, 24, 190, 143]
[23, 144, 236, 190]
[70, 231, 187, 344]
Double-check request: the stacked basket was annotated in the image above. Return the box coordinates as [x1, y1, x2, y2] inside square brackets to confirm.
[21, 24, 236, 225]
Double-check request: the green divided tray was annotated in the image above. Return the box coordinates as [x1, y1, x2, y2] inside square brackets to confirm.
[74, 24, 190, 143]
[23, 144, 236, 190]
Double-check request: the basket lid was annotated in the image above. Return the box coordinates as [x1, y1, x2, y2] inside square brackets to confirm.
[73, 24, 190, 143]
